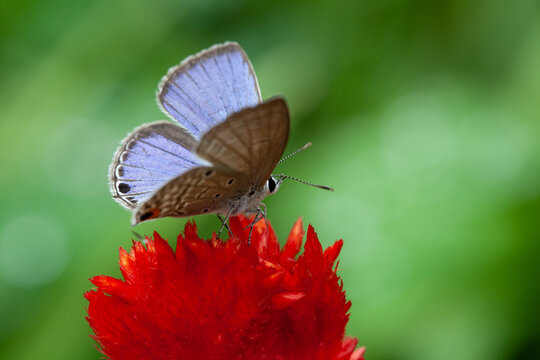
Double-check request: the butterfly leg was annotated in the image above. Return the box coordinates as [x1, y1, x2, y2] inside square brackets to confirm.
[217, 207, 235, 239]
[216, 214, 231, 236]
[259, 202, 268, 229]
[251, 204, 268, 228]
[246, 205, 268, 245]
[244, 205, 266, 227]
[247, 214, 260, 246]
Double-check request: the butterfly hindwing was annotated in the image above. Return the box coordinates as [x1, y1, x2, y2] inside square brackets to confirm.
[109, 121, 200, 209]
[133, 166, 249, 224]
[157, 42, 261, 139]
[196, 97, 290, 190]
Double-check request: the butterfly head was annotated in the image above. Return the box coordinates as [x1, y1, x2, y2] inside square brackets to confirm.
[265, 176, 281, 195]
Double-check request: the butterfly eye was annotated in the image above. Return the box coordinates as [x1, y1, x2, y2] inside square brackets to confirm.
[268, 177, 277, 193]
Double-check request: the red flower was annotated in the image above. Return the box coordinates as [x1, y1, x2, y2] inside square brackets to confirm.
[85, 216, 365, 360]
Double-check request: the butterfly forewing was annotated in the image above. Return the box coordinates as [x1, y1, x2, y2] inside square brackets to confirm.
[157, 42, 261, 139]
[109, 121, 200, 209]
[196, 97, 290, 190]
[133, 166, 249, 224]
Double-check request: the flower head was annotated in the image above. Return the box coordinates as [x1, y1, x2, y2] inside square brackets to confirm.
[85, 216, 365, 360]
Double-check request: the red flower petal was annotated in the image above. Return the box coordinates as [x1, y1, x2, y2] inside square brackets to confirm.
[272, 292, 306, 308]
[86, 216, 364, 360]
[351, 346, 366, 360]
[280, 217, 304, 267]
[324, 239, 344, 266]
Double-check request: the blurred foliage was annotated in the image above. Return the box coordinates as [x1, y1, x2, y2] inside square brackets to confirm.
[1, 0, 540, 359]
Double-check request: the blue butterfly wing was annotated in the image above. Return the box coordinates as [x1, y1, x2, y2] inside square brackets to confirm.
[157, 42, 261, 139]
[109, 121, 200, 209]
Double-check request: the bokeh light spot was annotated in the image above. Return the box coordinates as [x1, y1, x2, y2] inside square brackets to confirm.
[42, 118, 117, 199]
[0, 215, 69, 288]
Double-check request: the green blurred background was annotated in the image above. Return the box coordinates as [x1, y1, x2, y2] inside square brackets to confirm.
[1, 0, 539, 359]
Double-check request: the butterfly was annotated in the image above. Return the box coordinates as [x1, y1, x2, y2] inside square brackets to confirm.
[109, 42, 331, 228]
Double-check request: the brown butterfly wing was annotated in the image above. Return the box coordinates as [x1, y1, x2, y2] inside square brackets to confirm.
[195, 97, 290, 190]
[132, 166, 249, 225]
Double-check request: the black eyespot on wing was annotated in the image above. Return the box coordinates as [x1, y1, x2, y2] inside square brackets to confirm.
[226, 178, 235, 186]
[202, 208, 209, 213]
[205, 169, 214, 177]
[139, 208, 160, 222]
[214, 193, 222, 198]
[118, 183, 131, 193]
[140, 212, 153, 221]
[248, 190, 255, 196]
[268, 177, 276, 193]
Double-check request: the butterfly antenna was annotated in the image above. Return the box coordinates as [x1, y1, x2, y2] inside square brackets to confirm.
[278, 142, 312, 165]
[275, 174, 334, 192]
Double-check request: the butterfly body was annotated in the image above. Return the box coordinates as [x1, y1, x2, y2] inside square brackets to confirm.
[109, 42, 289, 225]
